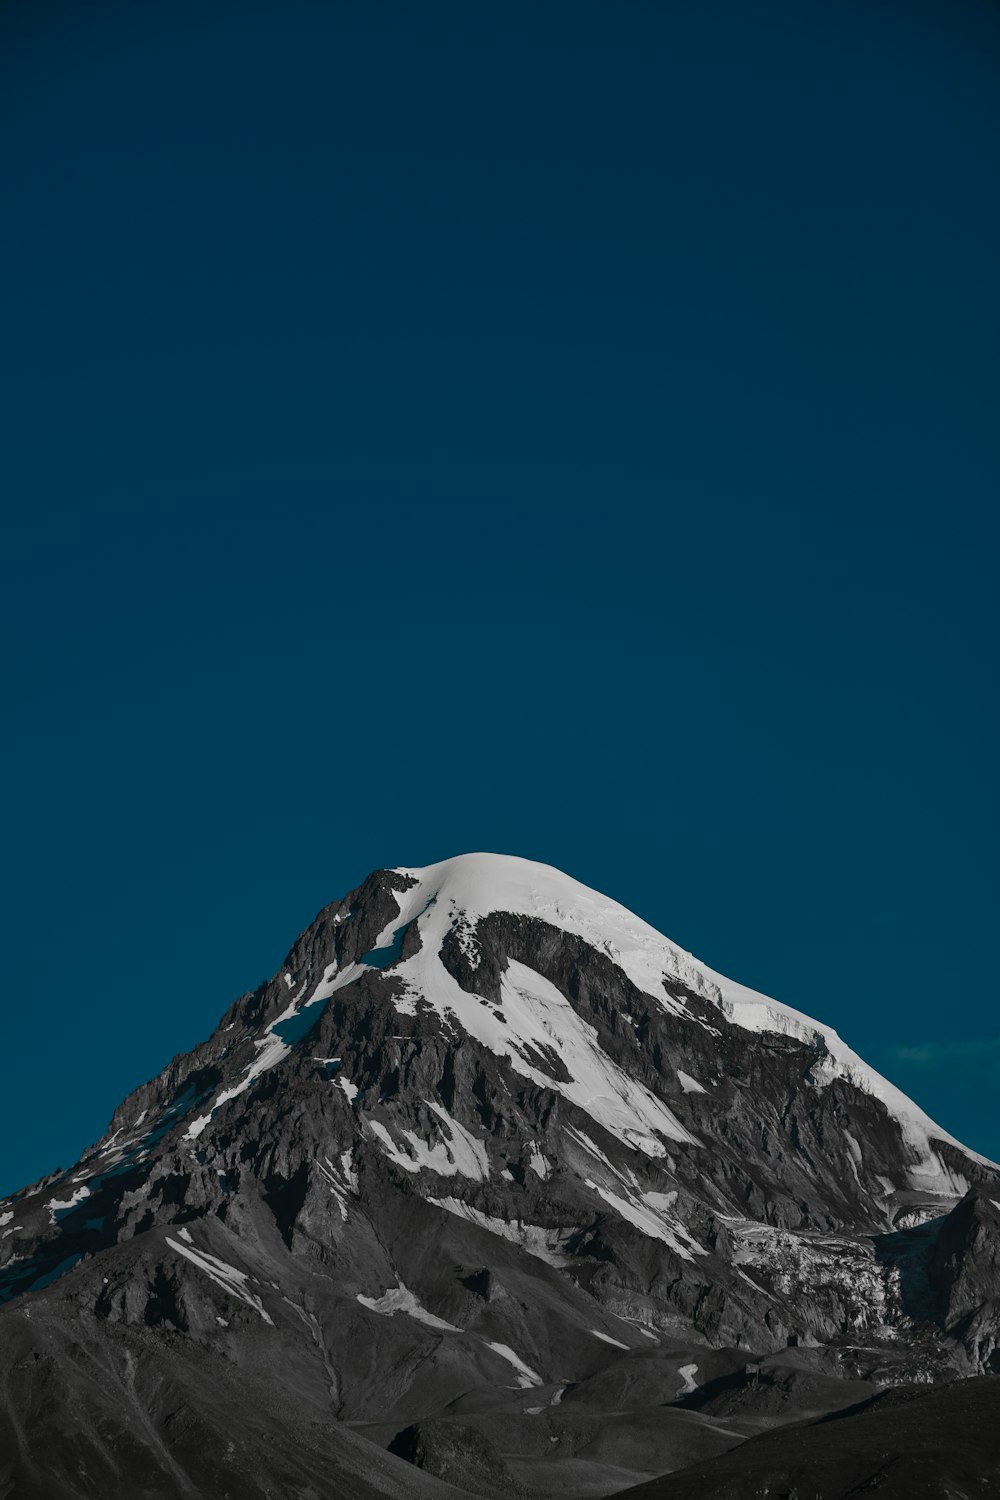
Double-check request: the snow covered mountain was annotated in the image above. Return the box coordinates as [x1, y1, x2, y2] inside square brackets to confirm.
[2, 853, 998, 1499]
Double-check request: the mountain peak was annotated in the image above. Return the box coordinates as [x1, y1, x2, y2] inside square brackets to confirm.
[1, 853, 998, 1499]
[386, 849, 700, 1001]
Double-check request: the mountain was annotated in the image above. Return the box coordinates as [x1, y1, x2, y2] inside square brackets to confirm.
[2, 852, 998, 1499]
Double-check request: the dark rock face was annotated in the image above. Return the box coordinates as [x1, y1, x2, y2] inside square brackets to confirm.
[927, 1192, 1000, 1370]
[0, 854, 995, 1498]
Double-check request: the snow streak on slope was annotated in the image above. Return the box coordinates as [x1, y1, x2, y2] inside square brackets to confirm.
[356, 1283, 460, 1333]
[428, 1197, 575, 1266]
[498, 962, 696, 1152]
[166, 1236, 274, 1324]
[366, 1102, 490, 1180]
[381, 855, 992, 1192]
[486, 1341, 543, 1388]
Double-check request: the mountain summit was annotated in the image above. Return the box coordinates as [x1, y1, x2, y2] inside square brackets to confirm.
[2, 853, 998, 1499]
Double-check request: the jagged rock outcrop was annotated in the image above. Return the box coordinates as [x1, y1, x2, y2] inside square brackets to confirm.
[926, 1191, 1000, 1370]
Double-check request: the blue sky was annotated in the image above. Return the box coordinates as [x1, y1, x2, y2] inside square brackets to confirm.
[2, 0, 997, 1194]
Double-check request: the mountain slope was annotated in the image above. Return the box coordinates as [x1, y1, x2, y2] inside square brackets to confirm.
[613, 1375, 1000, 1500]
[1, 853, 996, 1498]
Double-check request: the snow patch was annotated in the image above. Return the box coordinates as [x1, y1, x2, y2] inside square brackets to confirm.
[677, 1362, 699, 1394]
[677, 1070, 707, 1094]
[644, 1189, 679, 1213]
[337, 1076, 359, 1104]
[367, 1103, 489, 1180]
[47, 1186, 90, 1223]
[591, 1329, 630, 1349]
[527, 1146, 550, 1179]
[485, 1340, 543, 1388]
[356, 1283, 460, 1332]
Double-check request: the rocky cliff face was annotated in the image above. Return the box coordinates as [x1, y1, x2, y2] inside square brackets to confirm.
[1, 854, 996, 1498]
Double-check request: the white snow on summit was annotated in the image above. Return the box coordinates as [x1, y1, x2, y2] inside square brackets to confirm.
[381, 854, 991, 1194]
[380, 858, 696, 1157]
[391, 854, 700, 1014]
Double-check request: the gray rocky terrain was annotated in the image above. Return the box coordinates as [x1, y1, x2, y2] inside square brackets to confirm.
[1, 853, 997, 1498]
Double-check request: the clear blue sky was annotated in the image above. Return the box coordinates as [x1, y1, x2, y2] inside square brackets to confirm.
[2, 0, 997, 1195]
